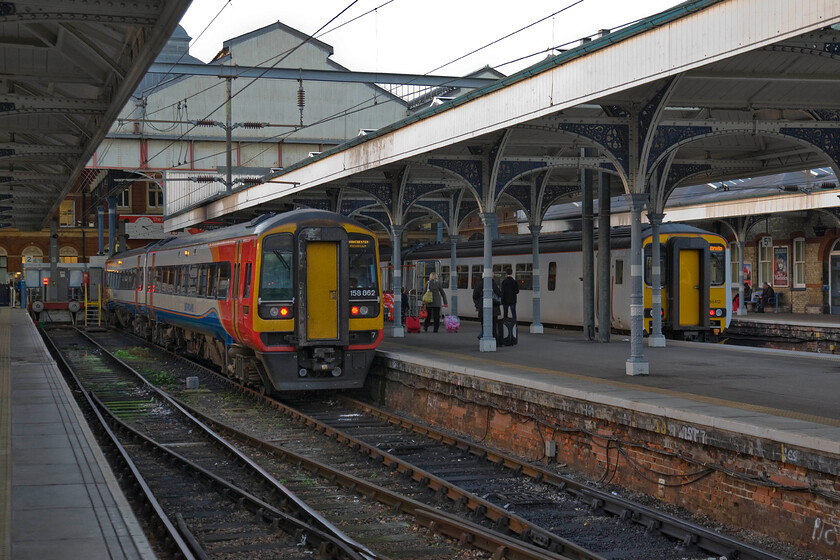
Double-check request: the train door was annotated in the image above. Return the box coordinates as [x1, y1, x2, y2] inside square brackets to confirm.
[231, 240, 247, 341]
[297, 227, 348, 346]
[667, 237, 710, 332]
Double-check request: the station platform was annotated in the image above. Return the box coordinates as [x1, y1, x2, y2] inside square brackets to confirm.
[380, 316, 840, 454]
[0, 307, 154, 560]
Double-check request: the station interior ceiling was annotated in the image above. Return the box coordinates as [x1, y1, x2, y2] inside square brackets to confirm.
[0, 0, 192, 232]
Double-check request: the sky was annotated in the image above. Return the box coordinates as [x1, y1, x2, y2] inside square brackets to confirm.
[179, 0, 682, 77]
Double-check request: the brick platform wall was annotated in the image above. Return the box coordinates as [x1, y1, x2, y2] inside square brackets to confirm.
[366, 357, 840, 558]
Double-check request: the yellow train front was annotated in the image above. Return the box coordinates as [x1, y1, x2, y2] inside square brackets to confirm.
[247, 212, 384, 391]
[643, 227, 730, 341]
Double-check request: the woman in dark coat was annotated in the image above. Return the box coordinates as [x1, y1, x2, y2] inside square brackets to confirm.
[423, 271, 448, 332]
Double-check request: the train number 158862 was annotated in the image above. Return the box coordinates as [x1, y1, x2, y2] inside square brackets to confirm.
[350, 288, 377, 298]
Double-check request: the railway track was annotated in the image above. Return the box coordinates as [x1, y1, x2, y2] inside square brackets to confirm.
[45, 326, 378, 559]
[46, 325, 571, 560]
[74, 326, 792, 560]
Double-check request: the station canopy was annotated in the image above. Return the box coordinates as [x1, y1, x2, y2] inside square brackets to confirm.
[164, 2, 840, 236]
[0, 0, 191, 231]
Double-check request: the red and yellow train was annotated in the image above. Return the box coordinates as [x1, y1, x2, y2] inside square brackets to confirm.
[104, 209, 383, 392]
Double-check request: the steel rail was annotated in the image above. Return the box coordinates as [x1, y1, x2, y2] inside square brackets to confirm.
[54, 327, 377, 560]
[40, 329, 199, 560]
[169, 392, 576, 560]
[88, 392, 373, 560]
[109, 328, 602, 560]
[343, 396, 791, 560]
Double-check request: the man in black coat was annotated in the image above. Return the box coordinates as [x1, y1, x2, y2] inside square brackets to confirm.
[500, 267, 519, 322]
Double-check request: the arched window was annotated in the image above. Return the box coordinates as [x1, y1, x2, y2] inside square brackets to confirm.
[21, 246, 43, 265]
[60, 246, 79, 264]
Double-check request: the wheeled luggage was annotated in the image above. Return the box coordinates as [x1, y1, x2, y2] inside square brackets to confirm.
[405, 316, 421, 333]
[500, 317, 517, 346]
[444, 315, 460, 333]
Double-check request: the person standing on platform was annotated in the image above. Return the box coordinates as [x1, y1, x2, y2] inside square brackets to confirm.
[501, 267, 519, 322]
[422, 271, 447, 332]
[401, 287, 410, 324]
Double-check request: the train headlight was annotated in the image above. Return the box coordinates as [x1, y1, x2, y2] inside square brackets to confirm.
[270, 307, 279, 318]
[351, 305, 360, 316]
[279, 307, 289, 317]
[715, 308, 723, 317]
[709, 309, 715, 316]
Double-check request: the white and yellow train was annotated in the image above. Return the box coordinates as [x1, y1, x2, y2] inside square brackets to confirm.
[384, 224, 731, 340]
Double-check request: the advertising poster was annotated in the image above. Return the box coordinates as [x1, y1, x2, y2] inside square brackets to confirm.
[773, 247, 788, 287]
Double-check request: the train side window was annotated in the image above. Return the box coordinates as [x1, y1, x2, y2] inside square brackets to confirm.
[515, 263, 533, 290]
[548, 262, 556, 291]
[493, 263, 509, 284]
[471, 265, 483, 288]
[188, 265, 199, 295]
[217, 262, 230, 300]
[457, 265, 469, 289]
[440, 266, 450, 287]
[710, 244, 725, 286]
[614, 260, 624, 285]
[198, 265, 209, 297]
[243, 263, 252, 298]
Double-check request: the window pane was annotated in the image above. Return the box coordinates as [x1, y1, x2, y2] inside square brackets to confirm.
[457, 265, 469, 289]
[348, 233, 379, 297]
[710, 244, 725, 286]
[615, 260, 624, 285]
[515, 263, 533, 290]
[643, 244, 665, 287]
[260, 234, 293, 300]
[493, 264, 509, 284]
[793, 238, 805, 288]
[217, 262, 230, 299]
[471, 265, 483, 289]
[441, 265, 450, 287]
[548, 262, 557, 291]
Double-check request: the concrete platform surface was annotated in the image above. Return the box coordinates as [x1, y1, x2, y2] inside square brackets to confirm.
[380, 317, 840, 456]
[0, 307, 154, 560]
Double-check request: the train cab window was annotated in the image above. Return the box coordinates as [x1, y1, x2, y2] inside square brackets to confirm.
[548, 262, 556, 291]
[515, 263, 533, 290]
[348, 233, 379, 298]
[471, 265, 483, 289]
[457, 265, 469, 289]
[710, 244, 725, 286]
[643, 244, 665, 287]
[260, 234, 293, 301]
[614, 260, 624, 285]
[217, 262, 231, 299]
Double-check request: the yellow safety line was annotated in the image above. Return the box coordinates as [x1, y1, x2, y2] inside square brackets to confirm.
[382, 342, 840, 428]
[0, 308, 11, 560]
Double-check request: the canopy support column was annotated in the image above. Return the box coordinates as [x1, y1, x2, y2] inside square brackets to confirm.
[598, 171, 611, 342]
[625, 193, 649, 375]
[391, 225, 405, 338]
[529, 224, 544, 334]
[480, 212, 497, 352]
[648, 212, 666, 348]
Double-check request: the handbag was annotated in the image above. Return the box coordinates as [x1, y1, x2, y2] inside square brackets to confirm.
[422, 290, 434, 304]
[419, 307, 428, 319]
